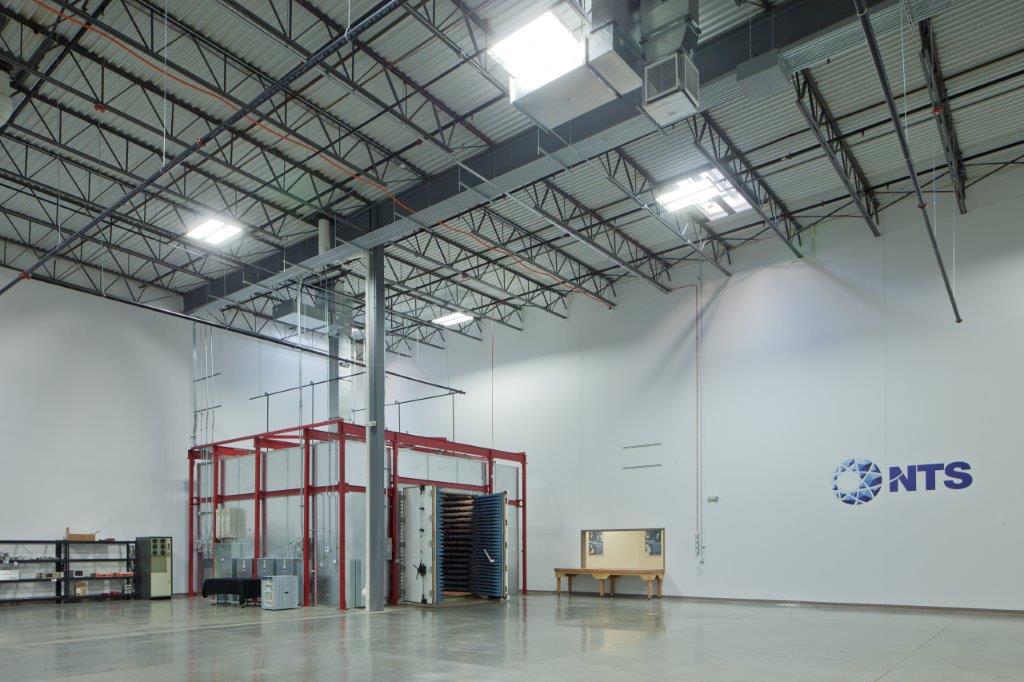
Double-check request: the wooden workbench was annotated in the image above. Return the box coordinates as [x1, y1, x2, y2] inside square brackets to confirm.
[554, 567, 664, 598]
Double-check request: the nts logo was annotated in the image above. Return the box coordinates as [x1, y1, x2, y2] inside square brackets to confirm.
[832, 458, 972, 505]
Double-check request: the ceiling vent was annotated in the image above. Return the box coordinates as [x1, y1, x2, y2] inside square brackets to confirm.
[643, 51, 699, 125]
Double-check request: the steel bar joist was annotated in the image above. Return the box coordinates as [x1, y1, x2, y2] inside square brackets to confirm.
[207, 285, 466, 356]
[0, 137, 239, 287]
[291, 0, 501, 157]
[177, 0, 952, 331]
[854, 0, 960, 323]
[455, 205, 618, 308]
[0, 74, 296, 248]
[793, 70, 881, 237]
[381, 252, 525, 329]
[688, 113, 804, 259]
[0, 214, 181, 306]
[389, 228, 563, 318]
[0, 0, 405, 297]
[919, 18, 966, 215]
[0, 124, 290, 277]
[597, 148, 732, 275]
[523, 180, 674, 293]
[217, 0, 494, 168]
[0, 120, 488, 349]
[0, 5, 376, 226]
[0, 0, 113, 136]
[45, 0, 426, 205]
[401, 0, 724, 285]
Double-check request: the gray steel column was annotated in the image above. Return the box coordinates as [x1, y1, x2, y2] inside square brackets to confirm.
[364, 245, 386, 611]
[321, 218, 341, 422]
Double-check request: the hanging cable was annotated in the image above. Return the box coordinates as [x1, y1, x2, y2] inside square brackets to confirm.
[161, 0, 168, 166]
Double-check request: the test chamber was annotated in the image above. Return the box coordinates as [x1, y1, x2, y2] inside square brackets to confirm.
[401, 487, 510, 604]
[186, 418, 526, 609]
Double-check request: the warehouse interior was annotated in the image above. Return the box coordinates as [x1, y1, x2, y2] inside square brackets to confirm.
[1, 0, 1023, 678]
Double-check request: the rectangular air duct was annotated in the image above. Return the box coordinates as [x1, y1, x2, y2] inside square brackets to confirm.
[736, 49, 790, 102]
[508, 26, 642, 128]
[491, 2, 643, 129]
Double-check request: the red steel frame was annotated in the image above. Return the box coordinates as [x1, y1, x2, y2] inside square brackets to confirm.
[186, 417, 527, 608]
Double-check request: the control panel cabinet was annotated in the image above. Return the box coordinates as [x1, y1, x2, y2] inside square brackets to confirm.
[135, 536, 172, 599]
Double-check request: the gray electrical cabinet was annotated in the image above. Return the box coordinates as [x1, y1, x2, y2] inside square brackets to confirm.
[261, 575, 299, 610]
[256, 557, 275, 577]
[213, 542, 243, 604]
[135, 536, 172, 599]
[275, 557, 300, 576]
[213, 542, 242, 578]
[233, 557, 251, 578]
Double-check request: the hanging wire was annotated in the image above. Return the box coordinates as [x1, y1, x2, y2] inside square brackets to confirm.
[161, 0, 168, 166]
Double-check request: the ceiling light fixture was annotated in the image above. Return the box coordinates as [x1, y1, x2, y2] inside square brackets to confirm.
[488, 11, 585, 96]
[432, 311, 474, 327]
[187, 218, 242, 245]
[655, 170, 751, 220]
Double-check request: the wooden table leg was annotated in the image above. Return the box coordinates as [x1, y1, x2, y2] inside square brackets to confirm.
[658, 576, 663, 598]
[609, 576, 616, 596]
[645, 578, 652, 599]
[556, 574, 562, 594]
[567, 575, 574, 595]
[598, 578, 605, 597]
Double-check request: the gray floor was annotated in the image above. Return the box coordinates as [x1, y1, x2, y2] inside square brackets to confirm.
[0, 594, 1021, 680]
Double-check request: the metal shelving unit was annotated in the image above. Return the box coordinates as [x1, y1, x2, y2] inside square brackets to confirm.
[0, 540, 64, 604]
[64, 541, 136, 602]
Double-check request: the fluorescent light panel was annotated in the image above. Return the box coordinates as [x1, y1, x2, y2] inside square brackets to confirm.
[488, 11, 584, 95]
[432, 311, 474, 327]
[205, 223, 241, 244]
[187, 218, 241, 245]
[655, 170, 751, 220]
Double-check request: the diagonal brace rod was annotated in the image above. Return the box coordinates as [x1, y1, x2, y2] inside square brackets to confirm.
[855, 0, 961, 323]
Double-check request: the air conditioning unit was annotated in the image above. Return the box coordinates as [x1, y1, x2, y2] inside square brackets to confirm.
[643, 51, 699, 126]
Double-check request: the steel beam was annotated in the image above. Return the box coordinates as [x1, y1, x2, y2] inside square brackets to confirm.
[364, 245, 386, 612]
[0, 0, 404, 298]
[0, 0, 112, 135]
[0, 5, 371, 223]
[855, 0, 960, 322]
[794, 69, 881, 237]
[688, 113, 804, 258]
[919, 18, 966, 214]
[456, 204, 618, 308]
[51, 0, 425, 190]
[183, 0, 949, 314]
[597, 148, 732, 275]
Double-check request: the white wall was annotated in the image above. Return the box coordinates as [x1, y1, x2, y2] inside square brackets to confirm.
[2, 164, 1022, 609]
[392, 164, 1024, 610]
[0, 278, 192, 589]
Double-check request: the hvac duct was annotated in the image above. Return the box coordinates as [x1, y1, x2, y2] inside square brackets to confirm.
[490, 1, 643, 128]
[640, 0, 699, 62]
[640, 0, 701, 125]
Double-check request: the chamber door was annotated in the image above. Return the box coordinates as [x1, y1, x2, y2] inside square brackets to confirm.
[401, 486, 439, 604]
[470, 492, 508, 598]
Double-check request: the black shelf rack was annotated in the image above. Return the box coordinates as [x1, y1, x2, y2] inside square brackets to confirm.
[64, 540, 136, 603]
[0, 540, 64, 604]
[0, 540, 138, 605]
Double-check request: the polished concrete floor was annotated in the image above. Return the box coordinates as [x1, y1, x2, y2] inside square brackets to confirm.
[0, 594, 1021, 680]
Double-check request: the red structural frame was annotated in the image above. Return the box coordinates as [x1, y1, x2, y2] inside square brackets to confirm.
[187, 418, 527, 608]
